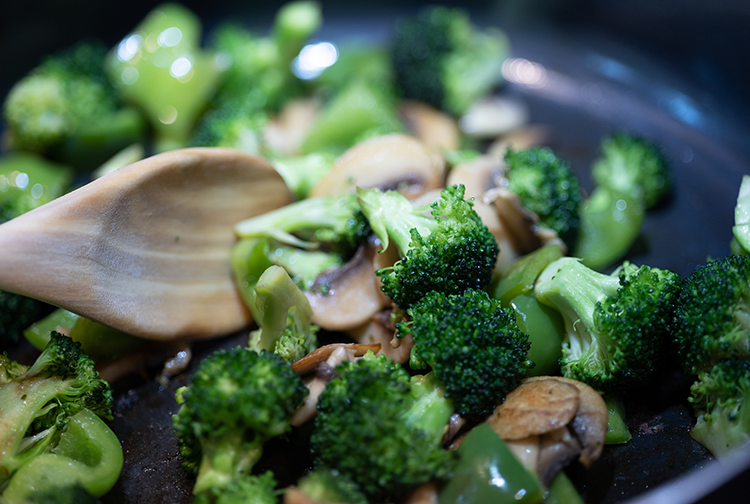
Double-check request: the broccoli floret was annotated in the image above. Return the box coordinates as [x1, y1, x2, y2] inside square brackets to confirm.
[503, 147, 583, 249]
[233, 193, 371, 297]
[172, 348, 307, 495]
[107, 4, 221, 152]
[390, 6, 509, 115]
[3, 42, 144, 168]
[358, 184, 498, 309]
[672, 255, 750, 375]
[301, 79, 404, 155]
[295, 468, 368, 504]
[535, 257, 680, 392]
[592, 132, 672, 209]
[397, 289, 533, 420]
[688, 358, 750, 457]
[248, 266, 319, 361]
[310, 353, 455, 502]
[191, 107, 268, 155]
[209, 2, 321, 113]
[194, 471, 280, 504]
[0, 332, 115, 493]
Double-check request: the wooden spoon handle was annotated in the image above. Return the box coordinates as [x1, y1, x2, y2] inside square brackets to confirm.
[0, 148, 293, 340]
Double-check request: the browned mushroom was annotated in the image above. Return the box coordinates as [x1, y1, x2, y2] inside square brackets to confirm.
[347, 317, 413, 365]
[309, 134, 446, 200]
[399, 100, 461, 152]
[304, 244, 391, 332]
[459, 95, 530, 139]
[486, 376, 609, 486]
[486, 124, 550, 160]
[263, 98, 321, 156]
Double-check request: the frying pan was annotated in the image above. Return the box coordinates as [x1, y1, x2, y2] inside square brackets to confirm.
[2, 1, 750, 502]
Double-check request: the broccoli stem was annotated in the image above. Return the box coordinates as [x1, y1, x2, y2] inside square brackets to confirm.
[194, 431, 263, 494]
[403, 373, 454, 443]
[535, 257, 620, 340]
[356, 187, 437, 255]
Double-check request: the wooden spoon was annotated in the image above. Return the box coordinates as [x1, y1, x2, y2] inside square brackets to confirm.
[0, 148, 294, 341]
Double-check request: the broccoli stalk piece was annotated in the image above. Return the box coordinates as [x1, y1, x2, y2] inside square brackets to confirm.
[0, 332, 119, 498]
[3, 42, 145, 169]
[358, 184, 498, 309]
[310, 352, 455, 502]
[397, 289, 533, 420]
[193, 471, 280, 504]
[172, 348, 307, 495]
[294, 468, 368, 504]
[503, 146, 582, 249]
[535, 257, 680, 392]
[672, 254, 750, 375]
[591, 132, 672, 209]
[107, 4, 221, 152]
[249, 265, 319, 362]
[232, 193, 371, 298]
[390, 5, 509, 115]
[688, 358, 750, 457]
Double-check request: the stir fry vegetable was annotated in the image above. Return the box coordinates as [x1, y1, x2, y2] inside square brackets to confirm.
[2, 2, 749, 503]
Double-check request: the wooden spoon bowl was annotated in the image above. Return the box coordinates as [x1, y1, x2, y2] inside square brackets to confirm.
[0, 148, 293, 340]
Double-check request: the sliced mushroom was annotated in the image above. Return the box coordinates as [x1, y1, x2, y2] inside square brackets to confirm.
[291, 342, 381, 376]
[347, 317, 413, 364]
[402, 481, 439, 504]
[291, 344, 363, 426]
[485, 187, 543, 255]
[487, 378, 581, 440]
[304, 244, 391, 331]
[459, 95, 530, 139]
[446, 155, 503, 201]
[486, 124, 550, 161]
[263, 98, 321, 156]
[504, 435, 541, 474]
[309, 134, 446, 200]
[486, 376, 609, 486]
[537, 427, 583, 485]
[526, 376, 608, 466]
[399, 100, 461, 152]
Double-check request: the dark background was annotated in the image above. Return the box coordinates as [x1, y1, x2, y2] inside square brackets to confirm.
[1, 0, 749, 126]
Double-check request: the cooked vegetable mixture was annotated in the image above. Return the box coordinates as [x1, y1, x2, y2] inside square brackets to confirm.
[1, 2, 749, 503]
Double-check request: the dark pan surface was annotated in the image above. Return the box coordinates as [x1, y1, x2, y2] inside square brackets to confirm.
[4, 7, 750, 504]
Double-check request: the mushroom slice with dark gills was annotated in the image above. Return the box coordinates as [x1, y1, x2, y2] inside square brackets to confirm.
[309, 133, 446, 200]
[486, 376, 608, 486]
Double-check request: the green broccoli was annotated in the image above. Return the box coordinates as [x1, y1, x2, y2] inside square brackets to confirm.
[107, 4, 221, 152]
[535, 257, 681, 392]
[310, 353, 455, 502]
[672, 254, 750, 375]
[301, 79, 404, 155]
[271, 153, 335, 200]
[209, 1, 321, 113]
[232, 193, 371, 302]
[397, 289, 533, 420]
[357, 184, 498, 309]
[591, 132, 672, 209]
[172, 347, 307, 496]
[193, 471, 280, 504]
[3, 42, 144, 169]
[248, 266, 318, 362]
[294, 468, 368, 504]
[191, 107, 269, 155]
[688, 358, 750, 457]
[503, 146, 583, 249]
[0, 332, 121, 500]
[22, 483, 97, 504]
[390, 5, 509, 115]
